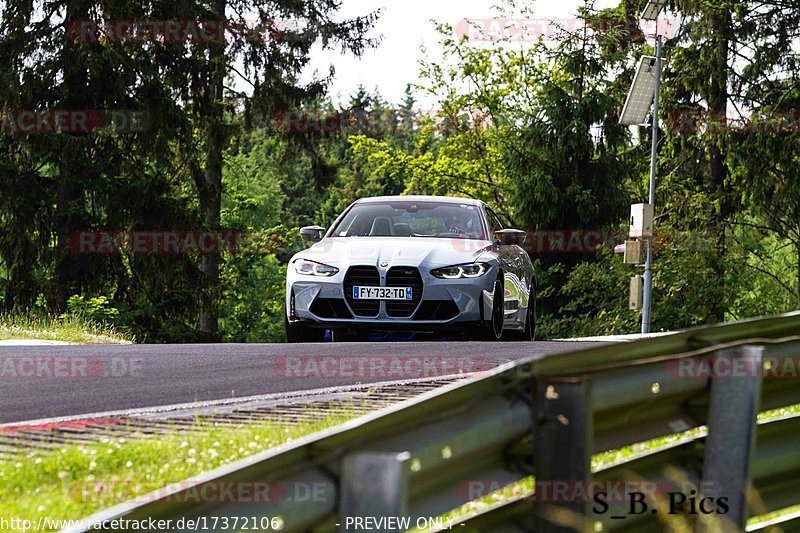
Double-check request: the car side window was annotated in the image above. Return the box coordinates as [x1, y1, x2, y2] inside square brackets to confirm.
[486, 208, 504, 235]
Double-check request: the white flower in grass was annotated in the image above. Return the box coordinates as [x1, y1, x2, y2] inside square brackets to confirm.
[125, 461, 133, 468]
[188, 449, 196, 455]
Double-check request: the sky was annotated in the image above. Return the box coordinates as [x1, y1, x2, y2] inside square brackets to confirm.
[307, 0, 622, 107]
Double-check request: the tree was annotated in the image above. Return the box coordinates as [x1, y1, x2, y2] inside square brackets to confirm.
[0, 0, 192, 319]
[163, 0, 378, 338]
[657, 0, 800, 320]
[0, 0, 379, 341]
[348, 0, 637, 324]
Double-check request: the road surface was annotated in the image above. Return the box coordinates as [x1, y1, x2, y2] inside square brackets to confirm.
[0, 341, 607, 423]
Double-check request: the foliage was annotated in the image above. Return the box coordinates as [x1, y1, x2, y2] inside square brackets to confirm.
[63, 295, 119, 324]
[0, 0, 798, 342]
[0, 313, 130, 343]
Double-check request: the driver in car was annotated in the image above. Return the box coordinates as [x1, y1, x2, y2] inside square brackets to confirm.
[446, 211, 478, 238]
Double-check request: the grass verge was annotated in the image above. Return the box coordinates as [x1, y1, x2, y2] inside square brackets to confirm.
[0, 410, 355, 531]
[0, 314, 131, 344]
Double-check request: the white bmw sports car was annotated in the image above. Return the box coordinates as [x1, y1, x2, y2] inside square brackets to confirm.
[285, 196, 536, 342]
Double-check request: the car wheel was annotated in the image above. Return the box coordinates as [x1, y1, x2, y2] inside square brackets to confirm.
[472, 276, 504, 341]
[285, 314, 326, 343]
[507, 285, 536, 341]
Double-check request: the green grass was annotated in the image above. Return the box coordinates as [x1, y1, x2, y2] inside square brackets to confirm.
[0, 411, 355, 531]
[0, 314, 131, 344]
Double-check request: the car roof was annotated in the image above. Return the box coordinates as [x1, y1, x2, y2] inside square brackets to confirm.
[354, 195, 484, 207]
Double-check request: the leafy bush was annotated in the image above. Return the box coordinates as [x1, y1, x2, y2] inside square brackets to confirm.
[62, 295, 119, 324]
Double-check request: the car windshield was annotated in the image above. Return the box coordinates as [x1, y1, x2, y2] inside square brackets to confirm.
[330, 201, 488, 240]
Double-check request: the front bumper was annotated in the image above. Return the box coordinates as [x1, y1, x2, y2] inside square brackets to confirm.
[287, 265, 496, 330]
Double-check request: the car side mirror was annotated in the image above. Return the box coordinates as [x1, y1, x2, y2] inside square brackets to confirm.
[494, 229, 527, 246]
[300, 226, 325, 243]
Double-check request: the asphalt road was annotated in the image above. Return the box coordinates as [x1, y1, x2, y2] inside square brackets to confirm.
[0, 341, 607, 424]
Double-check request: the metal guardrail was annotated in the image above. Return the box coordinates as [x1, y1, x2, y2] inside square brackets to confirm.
[68, 311, 800, 533]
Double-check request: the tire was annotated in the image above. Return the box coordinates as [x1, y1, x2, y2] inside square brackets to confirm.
[472, 276, 504, 341]
[506, 285, 536, 341]
[285, 314, 326, 343]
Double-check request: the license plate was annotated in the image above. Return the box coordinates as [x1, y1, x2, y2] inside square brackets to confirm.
[353, 286, 412, 300]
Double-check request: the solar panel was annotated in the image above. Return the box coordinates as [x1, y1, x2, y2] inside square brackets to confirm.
[640, 0, 667, 21]
[619, 56, 662, 126]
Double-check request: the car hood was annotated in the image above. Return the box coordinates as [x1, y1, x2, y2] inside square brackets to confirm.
[293, 237, 494, 268]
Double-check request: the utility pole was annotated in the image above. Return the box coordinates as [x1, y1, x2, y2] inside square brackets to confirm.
[618, 0, 666, 334]
[641, 34, 662, 334]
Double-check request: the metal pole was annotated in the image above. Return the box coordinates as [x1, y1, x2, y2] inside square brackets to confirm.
[642, 35, 662, 334]
[533, 378, 593, 532]
[340, 451, 410, 531]
[701, 346, 763, 531]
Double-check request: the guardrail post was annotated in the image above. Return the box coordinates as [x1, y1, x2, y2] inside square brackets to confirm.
[339, 451, 410, 532]
[534, 377, 593, 533]
[701, 345, 763, 531]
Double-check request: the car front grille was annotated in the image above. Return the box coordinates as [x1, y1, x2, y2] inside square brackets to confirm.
[386, 267, 423, 317]
[344, 266, 380, 316]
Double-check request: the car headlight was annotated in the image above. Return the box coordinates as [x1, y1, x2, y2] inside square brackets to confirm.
[294, 259, 339, 277]
[430, 262, 490, 279]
